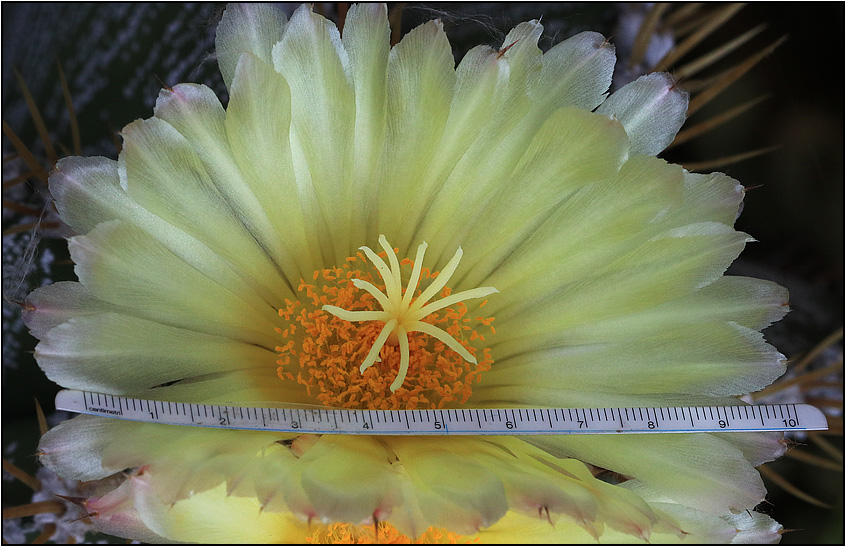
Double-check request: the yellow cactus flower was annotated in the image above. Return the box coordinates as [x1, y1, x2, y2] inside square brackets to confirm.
[27, 3, 790, 543]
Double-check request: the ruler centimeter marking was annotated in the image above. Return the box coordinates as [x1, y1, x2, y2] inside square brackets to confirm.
[54, 390, 828, 436]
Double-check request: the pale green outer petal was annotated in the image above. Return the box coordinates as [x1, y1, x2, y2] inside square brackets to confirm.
[39, 415, 123, 481]
[42, 418, 402, 530]
[119, 115, 290, 306]
[620, 480, 783, 544]
[711, 431, 787, 467]
[226, 52, 319, 279]
[411, 34, 619, 267]
[464, 437, 663, 539]
[484, 322, 785, 396]
[23, 281, 113, 339]
[643, 503, 736, 544]
[526, 433, 767, 515]
[476, 154, 680, 299]
[135, 368, 314, 406]
[390, 43, 502, 252]
[499, 21, 543, 101]
[462, 20, 541, 167]
[69, 220, 279, 347]
[215, 2, 288, 90]
[476, 498, 780, 544]
[533, 276, 788, 342]
[341, 3, 390, 247]
[47, 156, 280, 315]
[596, 72, 689, 156]
[122, 433, 285, 507]
[417, 108, 627, 270]
[33, 311, 282, 396]
[393, 21, 543, 257]
[443, 44, 505, 164]
[153, 82, 305, 296]
[290, 436, 402, 524]
[677, 170, 746, 226]
[387, 436, 669, 539]
[272, 4, 357, 265]
[48, 156, 134, 235]
[726, 511, 782, 544]
[41, 416, 293, 503]
[42, 414, 702, 543]
[389, 443, 509, 535]
[529, 31, 615, 114]
[454, 108, 630, 287]
[25, 285, 308, 405]
[476, 509, 704, 544]
[490, 225, 755, 353]
[378, 18, 456, 248]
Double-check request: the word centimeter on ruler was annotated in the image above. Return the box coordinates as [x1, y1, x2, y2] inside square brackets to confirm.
[55, 390, 828, 436]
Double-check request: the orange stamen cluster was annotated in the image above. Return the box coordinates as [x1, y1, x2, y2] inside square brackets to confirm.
[306, 521, 479, 544]
[275, 239, 495, 410]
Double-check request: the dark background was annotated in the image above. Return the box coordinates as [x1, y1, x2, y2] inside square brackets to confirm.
[3, 3, 843, 543]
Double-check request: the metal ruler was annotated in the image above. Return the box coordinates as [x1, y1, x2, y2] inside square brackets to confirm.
[55, 390, 828, 436]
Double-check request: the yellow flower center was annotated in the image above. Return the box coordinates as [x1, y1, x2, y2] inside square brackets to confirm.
[275, 236, 496, 410]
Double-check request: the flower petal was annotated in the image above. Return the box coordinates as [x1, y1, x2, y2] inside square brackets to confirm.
[154, 82, 307, 292]
[492, 276, 787, 356]
[292, 436, 402, 524]
[457, 123, 647, 290]
[596, 72, 688, 156]
[487, 321, 784, 397]
[215, 3, 288, 90]
[272, 4, 357, 262]
[23, 281, 112, 339]
[389, 441, 508, 535]
[492, 224, 754, 354]
[44, 418, 400, 535]
[226, 52, 319, 278]
[478, 502, 779, 544]
[461, 108, 629, 274]
[342, 3, 390, 241]
[42, 416, 292, 505]
[675, 170, 745, 226]
[132, 480, 308, 543]
[473, 437, 660, 539]
[475, 154, 680, 297]
[711, 431, 787, 467]
[391, 43, 503, 252]
[499, 21, 544, 95]
[620, 480, 783, 544]
[82, 478, 172, 544]
[69, 220, 278, 347]
[548, 275, 789, 339]
[723, 510, 782, 544]
[530, 31, 616, 114]
[119, 115, 291, 306]
[527, 433, 768, 515]
[379, 18, 456, 246]
[33, 311, 301, 402]
[48, 156, 132, 235]
[39, 415, 124, 481]
[48, 156, 278, 312]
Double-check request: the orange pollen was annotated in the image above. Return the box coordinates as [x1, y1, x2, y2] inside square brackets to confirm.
[305, 521, 479, 544]
[275, 236, 496, 410]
